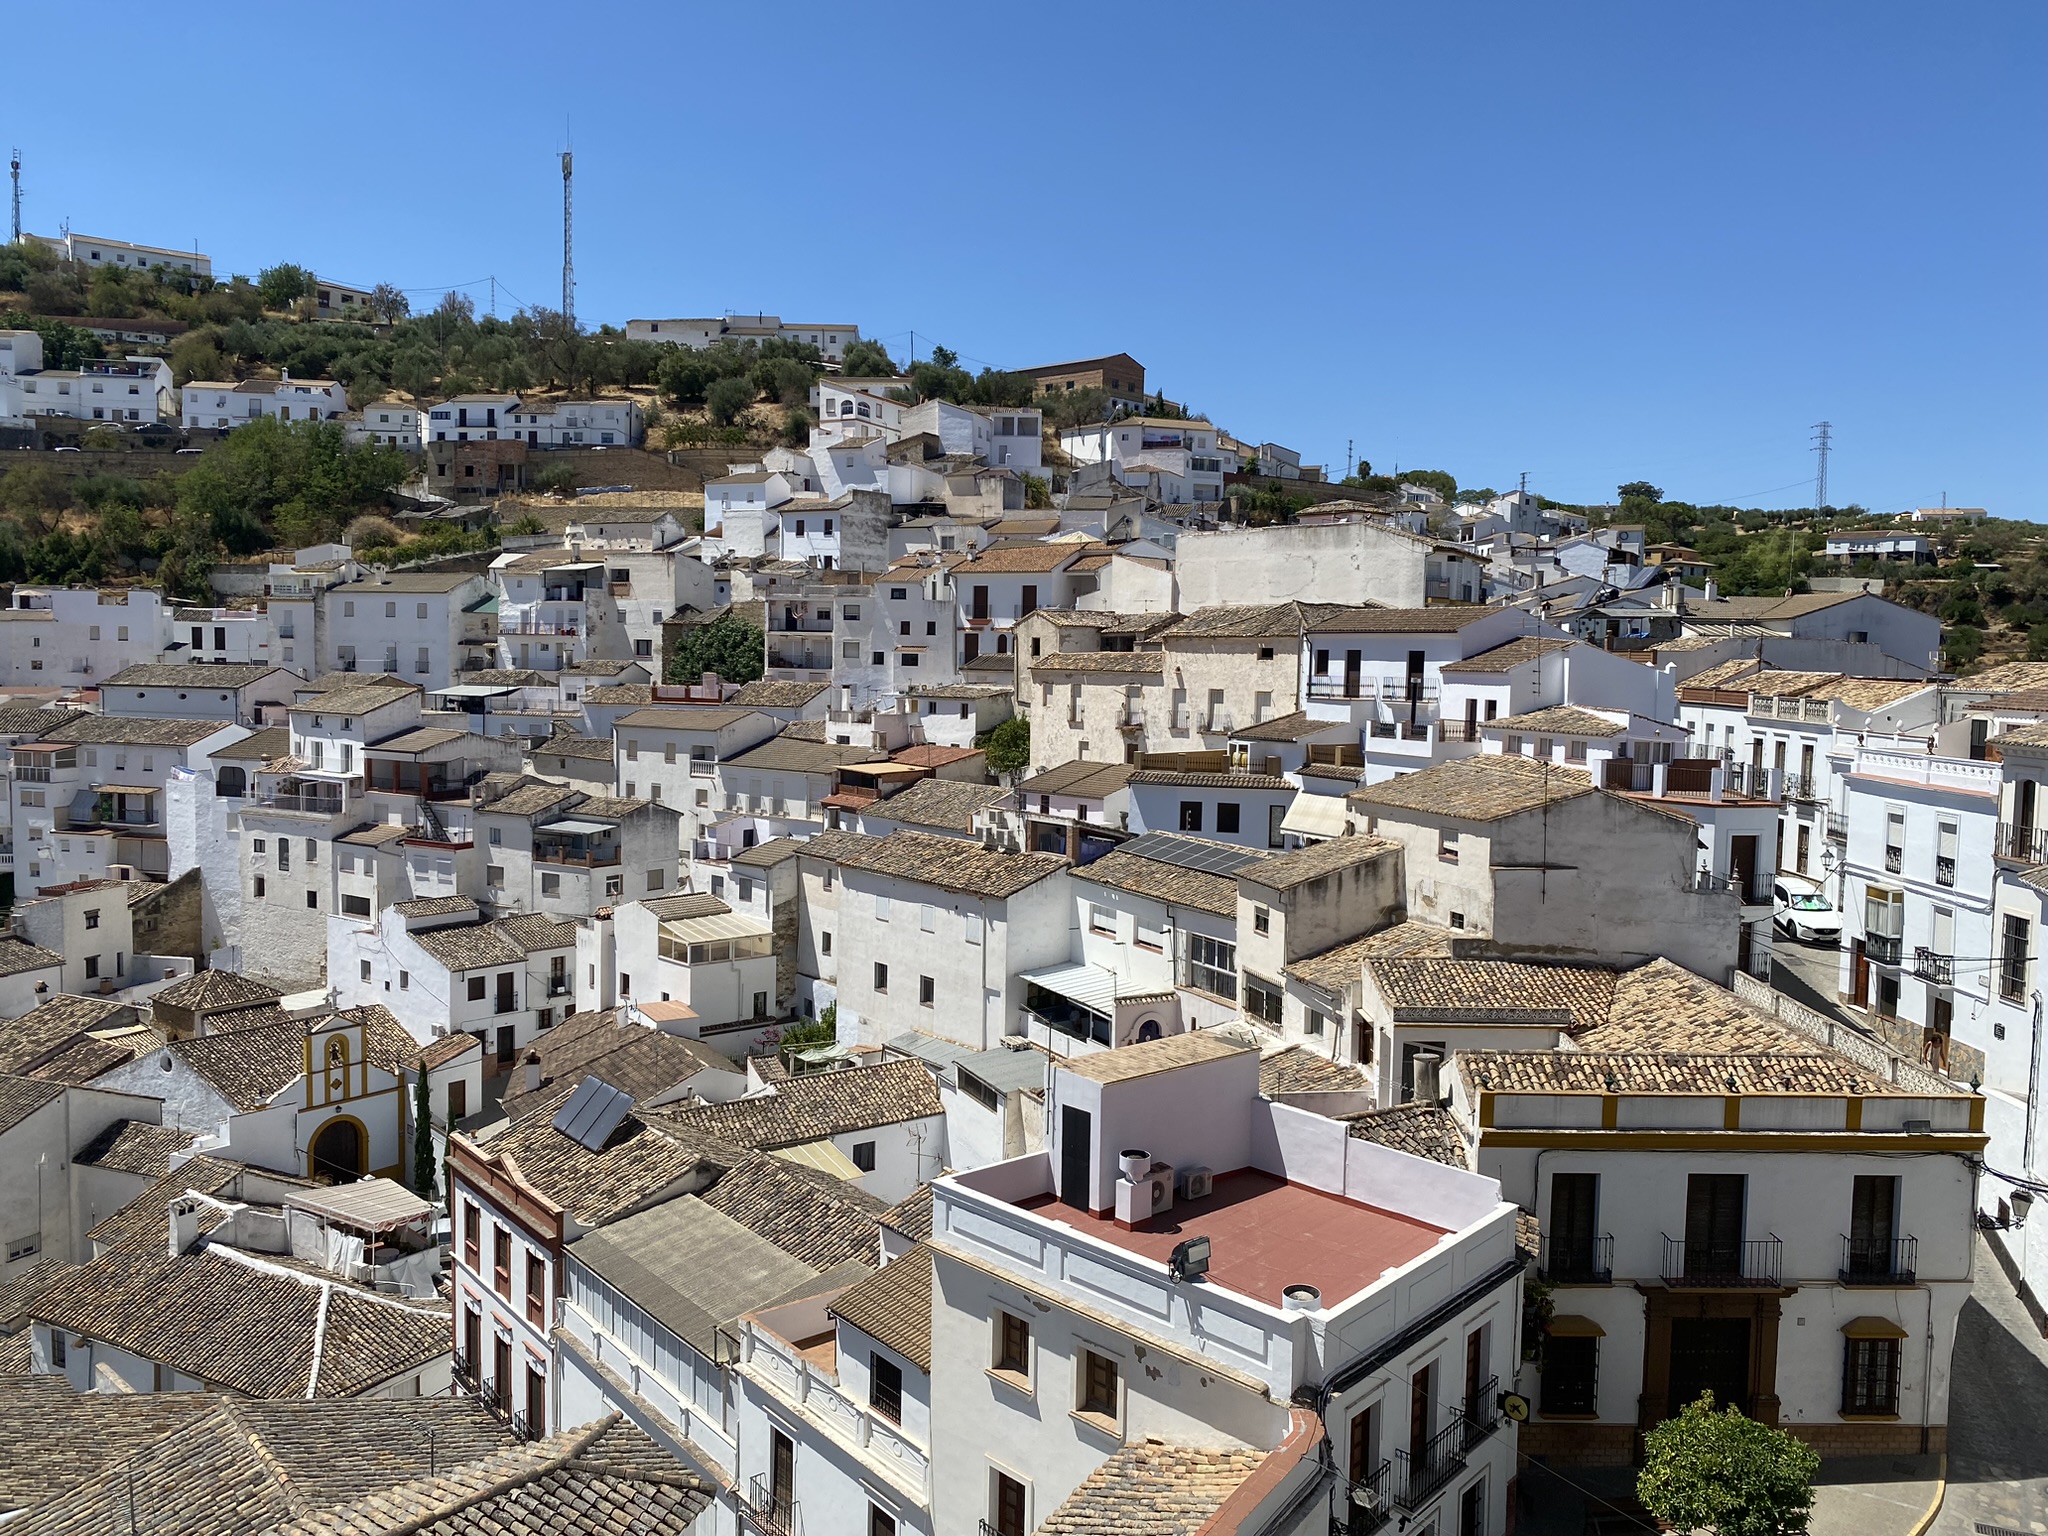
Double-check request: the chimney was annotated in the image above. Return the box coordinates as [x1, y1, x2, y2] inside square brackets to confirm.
[523, 1050, 542, 1094]
[1411, 1051, 1443, 1105]
[1704, 578, 1719, 603]
[168, 1195, 203, 1257]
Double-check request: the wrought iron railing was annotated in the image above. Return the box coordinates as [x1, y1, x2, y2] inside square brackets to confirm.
[1344, 1460, 1394, 1534]
[1826, 810, 1848, 840]
[1840, 1234, 1918, 1285]
[1913, 948, 1953, 986]
[747, 1476, 796, 1536]
[1660, 1233, 1781, 1286]
[1395, 1417, 1468, 1508]
[1865, 933, 1902, 966]
[1996, 821, 2048, 865]
[451, 1347, 475, 1389]
[1539, 1234, 1613, 1285]
[1460, 1377, 1501, 1451]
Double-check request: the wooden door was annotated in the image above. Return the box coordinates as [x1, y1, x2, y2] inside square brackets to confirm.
[1059, 1105, 1092, 1210]
[1685, 1173, 1745, 1275]
[1851, 939, 1870, 1005]
[1668, 1316, 1751, 1416]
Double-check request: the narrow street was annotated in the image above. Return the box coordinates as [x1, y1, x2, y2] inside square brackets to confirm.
[1933, 1235, 2048, 1536]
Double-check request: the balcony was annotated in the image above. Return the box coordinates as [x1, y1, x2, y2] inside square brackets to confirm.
[1345, 1460, 1394, 1534]
[1840, 1234, 1918, 1286]
[1884, 844, 1903, 874]
[1459, 1377, 1501, 1452]
[257, 786, 362, 817]
[1936, 855, 1956, 887]
[1395, 1417, 1468, 1509]
[1997, 821, 2048, 866]
[1660, 1234, 1782, 1287]
[452, 1348, 475, 1390]
[1827, 810, 1848, 840]
[1913, 948, 1953, 986]
[1308, 677, 1372, 701]
[532, 846, 620, 868]
[744, 1475, 795, 1536]
[1865, 933, 1903, 966]
[1539, 1234, 1613, 1285]
[1782, 773, 1822, 803]
[1382, 679, 1439, 703]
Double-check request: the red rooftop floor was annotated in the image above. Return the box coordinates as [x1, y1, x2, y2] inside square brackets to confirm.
[1018, 1170, 1446, 1311]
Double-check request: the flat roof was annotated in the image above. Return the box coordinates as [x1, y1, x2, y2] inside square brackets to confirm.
[1017, 1170, 1445, 1310]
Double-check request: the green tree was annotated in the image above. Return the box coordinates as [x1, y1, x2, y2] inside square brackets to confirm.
[535, 461, 581, 496]
[368, 283, 410, 323]
[780, 406, 815, 448]
[706, 375, 755, 427]
[1618, 480, 1664, 503]
[982, 715, 1030, 776]
[411, 1061, 437, 1197]
[1022, 474, 1051, 510]
[667, 615, 764, 685]
[840, 340, 896, 376]
[1637, 1394, 1819, 1536]
[256, 263, 315, 310]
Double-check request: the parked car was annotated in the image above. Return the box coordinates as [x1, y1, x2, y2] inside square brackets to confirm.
[51, 445, 79, 453]
[1774, 879, 1842, 943]
[174, 447, 204, 455]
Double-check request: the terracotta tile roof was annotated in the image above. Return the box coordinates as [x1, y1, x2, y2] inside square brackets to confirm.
[0, 1075, 63, 1136]
[641, 892, 732, 921]
[481, 1088, 728, 1228]
[1284, 920, 1456, 992]
[890, 743, 985, 768]
[1574, 957, 1815, 1054]
[534, 732, 614, 760]
[501, 1008, 735, 1121]
[28, 1245, 449, 1399]
[1489, 704, 1626, 737]
[0, 995, 130, 1075]
[413, 922, 527, 971]
[1240, 835, 1396, 891]
[1302, 604, 1501, 634]
[585, 683, 656, 706]
[1159, 602, 1312, 639]
[150, 969, 283, 1012]
[614, 706, 761, 730]
[726, 679, 829, 707]
[659, 1059, 942, 1150]
[475, 776, 582, 818]
[1231, 710, 1328, 742]
[835, 830, 1065, 900]
[1439, 635, 1576, 673]
[493, 913, 580, 954]
[0, 936, 62, 978]
[881, 1184, 933, 1243]
[1016, 759, 1134, 798]
[1343, 1103, 1470, 1167]
[1058, 1030, 1251, 1084]
[1073, 846, 1243, 918]
[866, 777, 1007, 833]
[730, 835, 805, 867]
[830, 1244, 933, 1370]
[103, 662, 285, 688]
[904, 682, 1014, 700]
[85, 1155, 248, 1249]
[168, 1021, 308, 1111]
[1369, 957, 1618, 1031]
[265, 1415, 711, 1536]
[46, 715, 228, 747]
[1030, 650, 1164, 675]
[794, 828, 885, 864]
[391, 895, 478, 918]
[1036, 1439, 1269, 1536]
[0, 705, 83, 738]
[1348, 753, 1596, 821]
[1258, 1046, 1370, 1096]
[723, 737, 887, 775]
[72, 1119, 194, 1177]
[1129, 769, 1292, 789]
[0, 1377, 217, 1518]
[565, 794, 655, 820]
[701, 1151, 887, 1269]
[418, 1032, 479, 1070]
[1462, 1049, 1877, 1096]
[453, 668, 551, 686]
[949, 542, 1082, 573]
[1298, 762, 1368, 783]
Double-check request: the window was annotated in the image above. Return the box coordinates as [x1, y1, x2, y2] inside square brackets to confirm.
[253, 876, 265, 897]
[1439, 828, 1460, 863]
[526, 1253, 547, 1326]
[468, 976, 487, 1001]
[1541, 1333, 1599, 1414]
[873, 962, 889, 993]
[868, 1507, 897, 1536]
[1178, 801, 1204, 832]
[821, 932, 832, 954]
[1565, 738, 1587, 761]
[493, 1227, 511, 1298]
[84, 955, 99, 980]
[647, 869, 665, 891]
[995, 1311, 1030, 1379]
[1186, 935, 1236, 998]
[2001, 913, 2031, 1002]
[870, 1351, 903, 1422]
[852, 1140, 877, 1172]
[1078, 1348, 1119, 1421]
[1885, 805, 1906, 873]
[305, 891, 319, 909]
[1936, 818, 1958, 887]
[360, 959, 373, 982]
[1842, 1334, 1901, 1415]
[1216, 802, 1241, 835]
[83, 908, 100, 931]
[919, 975, 935, 1008]
[1244, 973, 1283, 1025]
[993, 1473, 1027, 1536]
[1253, 905, 1270, 935]
[462, 1202, 480, 1269]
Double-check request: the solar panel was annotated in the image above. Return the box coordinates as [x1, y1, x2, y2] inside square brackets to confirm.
[1121, 832, 1265, 876]
[551, 1075, 633, 1152]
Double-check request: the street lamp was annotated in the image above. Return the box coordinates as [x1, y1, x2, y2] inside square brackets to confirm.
[1982, 1188, 2034, 1231]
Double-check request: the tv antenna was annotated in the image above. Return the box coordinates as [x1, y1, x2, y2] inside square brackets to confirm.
[1811, 421, 1832, 512]
[560, 147, 575, 332]
[8, 149, 19, 244]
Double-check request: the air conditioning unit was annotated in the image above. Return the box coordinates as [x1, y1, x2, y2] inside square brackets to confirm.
[1175, 1166, 1214, 1202]
[1114, 1157, 1174, 1225]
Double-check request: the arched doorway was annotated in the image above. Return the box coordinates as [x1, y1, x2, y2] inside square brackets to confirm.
[309, 1117, 364, 1182]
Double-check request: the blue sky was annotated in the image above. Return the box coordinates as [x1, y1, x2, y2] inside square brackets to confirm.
[11, 3, 2043, 513]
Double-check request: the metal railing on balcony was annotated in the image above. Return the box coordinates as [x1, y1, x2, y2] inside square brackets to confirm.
[1382, 679, 1440, 703]
[746, 1475, 796, 1536]
[1782, 773, 1821, 803]
[1826, 810, 1848, 840]
[1661, 1233, 1782, 1287]
[257, 789, 361, 816]
[1997, 821, 2048, 865]
[479, 1374, 508, 1417]
[1460, 1377, 1501, 1451]
[451, 1348, 475, 1390]
[1539, 1234, 1614, 1285]
[1865, 933, 1903, 966]
[510, 1408, 533, 1442]
[1936, 855, 1956, 887]
[1395, 1417, 1468, 1509]
[1344, 1460, 1394, 1534]
[1913, 948, 1953, 986]
[1884, 844, 1904, 874]
[1840, 1234, 1918, 1285]
[1307, 677, 1371, 700]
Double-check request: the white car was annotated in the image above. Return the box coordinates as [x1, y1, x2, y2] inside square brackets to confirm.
[1773, 880, 1842, 943]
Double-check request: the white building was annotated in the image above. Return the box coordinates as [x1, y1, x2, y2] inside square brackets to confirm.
[321, 571, 492, 690]
[503, 398, 644, 448]
[346, 400, 425, 450]
[1058, 416, 1235, 503]
[5, 356, 172, 424]
[181, 376, 349, 429]
[628, 314, 862, 362]
[27, 231, 211, 277]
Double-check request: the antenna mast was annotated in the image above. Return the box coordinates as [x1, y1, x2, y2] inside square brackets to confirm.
[8, 150, 19, 244]
[560, 150, 575, 332]
[1811, 421, 1832, 512]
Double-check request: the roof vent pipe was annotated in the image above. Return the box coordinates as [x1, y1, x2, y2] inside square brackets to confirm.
[1411, 1051, 1443, 1105]
[1282, 1284, 1322, 1312]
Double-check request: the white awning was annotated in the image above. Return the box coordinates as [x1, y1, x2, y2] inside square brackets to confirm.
[432, 684, 521, 699]
[663, 910, 774, 944]
[1020, 961, 1122, 1016]
[773, 1139, 864, 1179]
[537, 818, 615, 836]
[1280, 792, 1350, 840]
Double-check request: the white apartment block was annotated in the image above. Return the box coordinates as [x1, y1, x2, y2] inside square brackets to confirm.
[322, 571, 493, 691]
[27, 231, 212, 277]
[346, 400, 425, 449]
[503, 398, 644, 447]
[181, 376, 349, 428]
[1058, 416, 1236, 503]
[3, 356, 172, 424]
[628, 314, 861, 362]
[0, 586, 170, 685]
